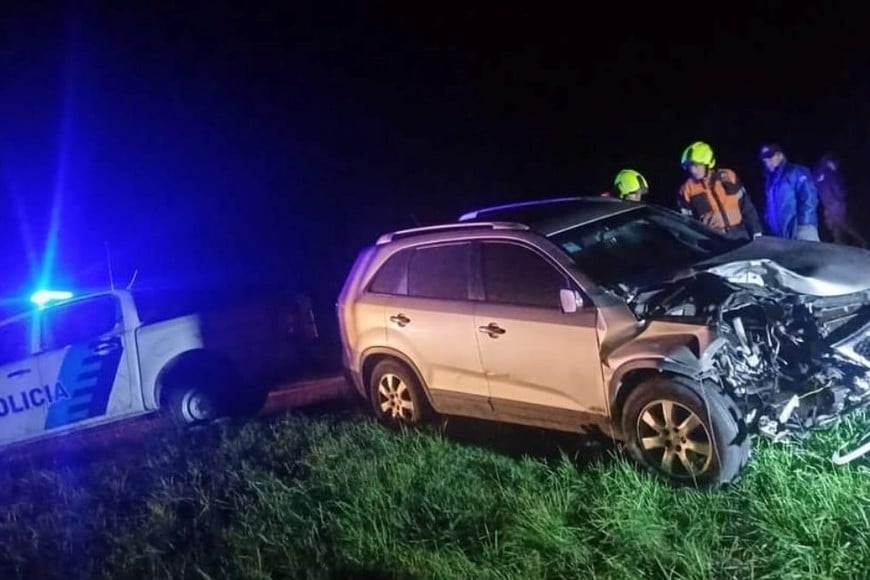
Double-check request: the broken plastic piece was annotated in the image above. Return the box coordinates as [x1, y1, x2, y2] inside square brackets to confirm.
[832, 433, 870, 465]
[757, 416, 779, 439]
[779, 395, 800, 424]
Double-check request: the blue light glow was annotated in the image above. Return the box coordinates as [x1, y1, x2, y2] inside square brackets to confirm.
[30, 290, 74, 308]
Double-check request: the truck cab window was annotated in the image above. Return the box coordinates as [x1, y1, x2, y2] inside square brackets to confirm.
[0, 318, 32, 366]
[41, 296, 121, 351]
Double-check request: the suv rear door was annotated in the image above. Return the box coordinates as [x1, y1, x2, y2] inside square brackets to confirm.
[381, 242, 491, 417]
[472, 240, 607, 430]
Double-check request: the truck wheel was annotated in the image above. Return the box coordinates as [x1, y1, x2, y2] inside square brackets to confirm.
[621, 375, 750, 488]
[369, 359, 433, 427]
[166, 386, 220, 428]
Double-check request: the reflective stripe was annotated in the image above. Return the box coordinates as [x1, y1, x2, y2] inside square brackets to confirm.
[680, 172, 743, 231]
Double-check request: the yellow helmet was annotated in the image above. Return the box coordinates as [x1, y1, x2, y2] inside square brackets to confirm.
[681, 141, 716, 169]
[613, 169, 649, 199]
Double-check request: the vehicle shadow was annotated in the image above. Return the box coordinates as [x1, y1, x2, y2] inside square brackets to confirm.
[260, 388, 619, 468]
[432, 414, 619, 466]
[262, 384, 621, 468]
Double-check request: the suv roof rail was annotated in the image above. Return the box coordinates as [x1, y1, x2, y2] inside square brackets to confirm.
[376, 221, 530, 245]
[458, 196, 589, 221]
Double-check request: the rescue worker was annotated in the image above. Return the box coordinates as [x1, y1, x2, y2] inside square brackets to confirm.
[760, 144, 820, 241]
[613, 169, 649, 201]
[814, 152, 866, 247]
[678, 141, 763, 240]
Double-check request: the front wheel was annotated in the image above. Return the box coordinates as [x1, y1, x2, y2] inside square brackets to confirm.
[621, 375, 750, 487]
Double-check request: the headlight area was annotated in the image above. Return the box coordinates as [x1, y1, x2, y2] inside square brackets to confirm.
[631, 273, 870, 460]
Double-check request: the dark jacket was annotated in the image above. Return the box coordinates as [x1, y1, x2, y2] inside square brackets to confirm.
[764, 161, 819, 239]
[814, 156, 848, 225]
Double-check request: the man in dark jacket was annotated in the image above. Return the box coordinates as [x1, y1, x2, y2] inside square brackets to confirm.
[814, 153, 866, 247]
[760, 144, 820, 241]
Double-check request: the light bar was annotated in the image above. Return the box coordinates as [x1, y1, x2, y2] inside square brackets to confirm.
[30, 290, 74, 308]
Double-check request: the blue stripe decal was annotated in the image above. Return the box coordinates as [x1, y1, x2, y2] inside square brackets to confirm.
[44, 338, 124, 429]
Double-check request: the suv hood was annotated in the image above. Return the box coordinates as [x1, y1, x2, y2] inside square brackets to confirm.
[696, 237, 870, 297]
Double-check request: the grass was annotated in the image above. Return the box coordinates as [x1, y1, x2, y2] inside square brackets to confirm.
[2, 400, 870, 580]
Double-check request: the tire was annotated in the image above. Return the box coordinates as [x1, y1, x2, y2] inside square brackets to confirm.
[160, 355, 247, 427]
[166, 385, 221, 428]
[621, 375, 750, 488]
[368, 359, 433, 427]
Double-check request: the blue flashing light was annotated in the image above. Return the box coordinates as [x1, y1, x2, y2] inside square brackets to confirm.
[30, 290, 74, 308]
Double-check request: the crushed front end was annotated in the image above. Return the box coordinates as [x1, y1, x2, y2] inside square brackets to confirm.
[629, 269, 870, 461]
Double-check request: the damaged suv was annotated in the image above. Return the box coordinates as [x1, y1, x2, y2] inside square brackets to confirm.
[337, 197, 870, 486]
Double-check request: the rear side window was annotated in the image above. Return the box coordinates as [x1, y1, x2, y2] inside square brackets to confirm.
[482, 242, 568, 309]
[407, 243, 470, 301]
[0, 319, 32, 366]
[369, 249, 412, 295]
[41, 296, 121, 351]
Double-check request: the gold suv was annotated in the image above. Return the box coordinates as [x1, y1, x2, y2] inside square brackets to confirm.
[338, 197, 870, 486]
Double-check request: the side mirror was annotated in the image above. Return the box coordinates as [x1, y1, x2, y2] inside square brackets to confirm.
[559, 289, 584, 313]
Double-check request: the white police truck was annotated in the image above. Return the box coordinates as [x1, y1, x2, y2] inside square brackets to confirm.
[0, 288, 318, 450]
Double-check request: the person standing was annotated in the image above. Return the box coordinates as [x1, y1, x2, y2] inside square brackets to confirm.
[814, 152, 866, 247]
[613, 169, 650, 201]
[759, 143, 820, 241]
[678, 141, 763, 240]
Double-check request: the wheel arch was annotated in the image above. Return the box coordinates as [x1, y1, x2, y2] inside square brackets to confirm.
[609, 347, 719, 437]
[155, 348, 241, 409]
[359, 347, 434, 407]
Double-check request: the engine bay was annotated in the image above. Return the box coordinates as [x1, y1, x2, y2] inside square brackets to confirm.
[626, 268, 870, 445]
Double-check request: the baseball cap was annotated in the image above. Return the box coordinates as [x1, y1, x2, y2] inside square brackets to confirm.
[759, 143, 783, 159]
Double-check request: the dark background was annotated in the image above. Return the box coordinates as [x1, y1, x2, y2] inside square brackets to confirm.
[1, 3, 868, 343]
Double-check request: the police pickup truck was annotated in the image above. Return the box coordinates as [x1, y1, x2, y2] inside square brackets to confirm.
[0, 288, 318, 450]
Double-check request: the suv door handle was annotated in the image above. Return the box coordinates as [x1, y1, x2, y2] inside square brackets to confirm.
[478, 322, 506, 337]
[6, 368, 31, 378]
[389, 313, 411, 327]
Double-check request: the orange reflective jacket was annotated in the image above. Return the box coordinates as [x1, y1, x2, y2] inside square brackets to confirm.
[678, 169, 745, 230]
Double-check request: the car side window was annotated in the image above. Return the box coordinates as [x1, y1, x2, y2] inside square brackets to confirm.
[407, 243, 470, 301]
[481, 242, 568, 309]
[368, 249, 412, 295]
[41, 296, 121, 351]
[0, 318, 33, 366]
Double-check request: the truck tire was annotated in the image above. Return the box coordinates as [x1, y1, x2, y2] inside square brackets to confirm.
[369, 359, 433, 427]
[621, 375, 750, 488]
[166, 385, 220, 428]
[160, 354, 245, 428]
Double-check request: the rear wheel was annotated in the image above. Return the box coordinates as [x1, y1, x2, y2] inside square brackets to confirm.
[368, 359, 433, 427]
[166, 385, 220, 427]
[621, 375, 750, 487]
[160, 355, 253, 428]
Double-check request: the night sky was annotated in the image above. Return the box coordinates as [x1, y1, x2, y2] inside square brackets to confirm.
[1, 3, 868, 329]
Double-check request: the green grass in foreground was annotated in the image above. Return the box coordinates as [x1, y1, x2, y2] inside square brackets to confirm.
[1, 404, 870, 580]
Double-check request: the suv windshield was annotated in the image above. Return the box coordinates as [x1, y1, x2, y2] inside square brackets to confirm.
[549, 206, 745, 288]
